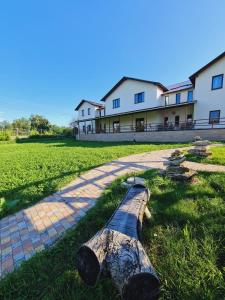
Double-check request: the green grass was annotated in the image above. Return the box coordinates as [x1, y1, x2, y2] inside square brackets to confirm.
[0, 170, 224, 300]
[186, 145, 225, 166]
[0, 138, 186, 218]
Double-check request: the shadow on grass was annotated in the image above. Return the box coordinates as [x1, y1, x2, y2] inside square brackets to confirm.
[16, 137, 188, 149]
[0, 171, 76, 218]
[0, 171, 224, 299]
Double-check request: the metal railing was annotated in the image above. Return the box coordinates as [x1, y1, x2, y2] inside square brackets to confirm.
[80, 117, 225, 134]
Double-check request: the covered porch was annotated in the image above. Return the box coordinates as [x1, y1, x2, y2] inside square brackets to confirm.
[94, 103, 195, 134]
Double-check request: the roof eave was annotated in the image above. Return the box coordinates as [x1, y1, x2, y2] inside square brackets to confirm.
[101, 76, 168, 102]
[189, 51, 225, 85]
[74, 99, 104, 111]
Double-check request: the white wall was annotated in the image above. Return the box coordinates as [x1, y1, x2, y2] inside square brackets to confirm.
[77, 102, 98, 120]
[103, 79, 164, 115]
[162, 88, 194, 105]
[194, 56, 225, 124]
[78, 120, 95, 134]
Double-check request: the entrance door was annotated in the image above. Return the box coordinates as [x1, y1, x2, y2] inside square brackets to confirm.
[113, 121, 120, 133]
[164, 117, 168, 128]
[136, 118, 145, 132]
[175, 115, 180, 127]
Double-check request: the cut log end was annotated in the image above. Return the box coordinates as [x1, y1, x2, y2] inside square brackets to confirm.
[122, 273, 160, 300]
[76, 245, 100, 286]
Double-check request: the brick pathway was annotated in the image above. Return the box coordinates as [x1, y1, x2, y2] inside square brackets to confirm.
[1, 147, 225, 277]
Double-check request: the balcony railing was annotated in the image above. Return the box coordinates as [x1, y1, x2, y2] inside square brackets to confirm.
[80, 117, 225, 134]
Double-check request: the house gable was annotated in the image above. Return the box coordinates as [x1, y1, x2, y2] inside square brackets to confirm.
[103, 78, 165, 116]
[101, 77, 167, 102]
[190, 51, 225, 85]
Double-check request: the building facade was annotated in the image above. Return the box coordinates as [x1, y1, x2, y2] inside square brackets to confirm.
[75, 51, 225, 141]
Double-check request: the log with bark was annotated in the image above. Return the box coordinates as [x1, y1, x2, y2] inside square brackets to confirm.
[76, 183, 160, 300]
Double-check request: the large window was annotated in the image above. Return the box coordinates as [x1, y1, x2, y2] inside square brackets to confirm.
[187, 90, 193, 102]
[134, 92, 144, 104]
[82, 109, 84, 116]
[113, 98, 120, 109]
[209, 110, 220, 124]
[88, 108, 91, 115]
[176, 93, 181, 104]
[211, 74, 223, 90]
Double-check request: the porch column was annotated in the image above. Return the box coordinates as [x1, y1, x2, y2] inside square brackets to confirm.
[132, 114, 134, 132]
[77, 121, 80, 139]
[119, 115, 121, 132]
[145, 111, 148, 131]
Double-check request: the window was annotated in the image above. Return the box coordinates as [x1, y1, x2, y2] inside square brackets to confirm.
[87, 124, 91, 132]
[113, 98, 120, 109]
[209, 110, 220, 124]
[83, 125, 86, 132]
[88, 108, 91, 115]
[165, 96, 169, 106]
[212, 74, 223, 90]
[134, 92, 144, 104]
[82, 109, 84, 116]
[187, 90, 193, 102]
[176, 93, 181, 104]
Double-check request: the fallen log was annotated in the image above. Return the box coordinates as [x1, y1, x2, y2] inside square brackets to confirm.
[76, 183, 160, 300]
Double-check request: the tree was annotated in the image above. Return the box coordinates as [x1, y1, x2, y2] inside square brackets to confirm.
[29, 114, 50, 133]
[0, 120, 12, 130]
[12, 118, 30, 130]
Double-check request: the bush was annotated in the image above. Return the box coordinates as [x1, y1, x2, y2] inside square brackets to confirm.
[62, 127, 73, 137]
[28, 130, 58, 139]
[0, 131, 11, 141]
[28, 128, 73, 139]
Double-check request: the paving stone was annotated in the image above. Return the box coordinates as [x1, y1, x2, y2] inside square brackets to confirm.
[1, 146, 224, 278]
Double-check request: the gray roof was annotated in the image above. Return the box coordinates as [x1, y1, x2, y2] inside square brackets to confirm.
[163, 80, 193, 94]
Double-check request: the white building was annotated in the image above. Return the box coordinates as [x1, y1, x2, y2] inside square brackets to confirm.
[75, 51, 225, 141]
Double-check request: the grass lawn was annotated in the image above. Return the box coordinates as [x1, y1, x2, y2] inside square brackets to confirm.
[0, 170, 224, 299]
[186, 145, 225, 165]
[0, 138, 186, 218]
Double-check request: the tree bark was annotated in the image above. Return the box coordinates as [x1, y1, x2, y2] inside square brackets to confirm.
[76, 184, 160, 299]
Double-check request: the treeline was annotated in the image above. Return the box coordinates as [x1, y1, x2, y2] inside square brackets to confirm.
[0, 114, 74, 141]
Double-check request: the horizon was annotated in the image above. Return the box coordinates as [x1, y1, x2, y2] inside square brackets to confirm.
[0, 0, 225, 126]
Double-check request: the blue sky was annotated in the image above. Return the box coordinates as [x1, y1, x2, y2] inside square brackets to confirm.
[0, 0, 225, 126]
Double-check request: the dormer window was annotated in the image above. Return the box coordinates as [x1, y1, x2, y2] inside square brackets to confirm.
[212, 74, 223, 90]
[134, 92, 144, 104]
[88, 108, 91, 115]
[82, 109, 84, 116]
